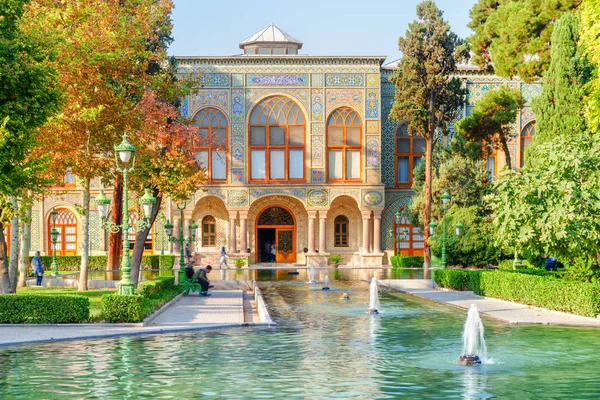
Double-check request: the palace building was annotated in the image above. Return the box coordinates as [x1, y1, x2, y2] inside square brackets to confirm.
[9, 24, 541, 266]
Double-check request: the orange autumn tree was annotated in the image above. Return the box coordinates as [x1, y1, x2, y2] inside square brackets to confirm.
[31, 0, 177, 290]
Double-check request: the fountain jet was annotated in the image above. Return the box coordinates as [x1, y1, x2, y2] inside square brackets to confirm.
[307, 264, 316, 284]
[367, 278, 379, 314]
[322, 275, 330, 290]
[459, 304, 487, 365]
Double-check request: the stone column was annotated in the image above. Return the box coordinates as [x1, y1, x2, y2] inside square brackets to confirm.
[228, 211, 237, 254]
[307, 211, 317, 253]
[362, 211, 371, 254]
[373, 211, 382, 254]
[239, 211, 248, 253]
[318, 213, 327, 253]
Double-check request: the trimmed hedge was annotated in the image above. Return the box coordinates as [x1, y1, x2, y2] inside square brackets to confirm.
[101, 277, 177, 323]
[0, 294, 89, 323]
[27, 255, 175, 272]
[390, 256, 424, 269]
[434, 269, 600, 318]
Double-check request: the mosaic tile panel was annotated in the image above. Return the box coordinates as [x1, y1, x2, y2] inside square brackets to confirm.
[325, 89, 364, 117]
[232, 74, 244, 87]
[381, 97, 399, 187]
[250, 189, 307, 203]
[228, 190, 249, 207]
[232, 145, 244, 166]
[325, 74, 364, 86]
[231, 135, 244, 146]
[521, 83, 542, 104]
[367, 120, 379, 134]
[179, 98, 189, 118]
[188, 90, 229, 117]
[232, 169, 244, 183]
[367, 74, 380, 88]
[381, 78, 396, 97]
[311, 74, 324, 87]
[246, 88, 309, 113]
[232, 123, 243, 135]
[30, 211, 39, 251]
[247, 74, 309, 86]
[382, 193, 414, 250]
[89, 211, 100, 251]
[200, 73, 230, 87]
[311, 89, 324, 121]
[366, 89, 379, 119]
[366, 137, 380, 168]
[311, 123, 323, 135]
[311, 169, 324, 183]
[307, 189, 329, 207]
[231, 89, 245, 122]
[311, 135, 324, 167]
[466, 83, 500, 106]
[520, 107, 536, 126]
[178, 62, 382, 74]
[362, 190, 384, 208]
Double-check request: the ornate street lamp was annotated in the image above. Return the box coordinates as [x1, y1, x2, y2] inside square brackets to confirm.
[165, 200, 198, 285]
[428, 189, 464, 268]
[94, 133, 156, 295]
[49, 208, 59, 276]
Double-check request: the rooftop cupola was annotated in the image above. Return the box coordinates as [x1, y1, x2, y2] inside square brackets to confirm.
[239, 24, 303, 55]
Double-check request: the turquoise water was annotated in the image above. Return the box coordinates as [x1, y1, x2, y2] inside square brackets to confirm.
[1, 280, 599, 398]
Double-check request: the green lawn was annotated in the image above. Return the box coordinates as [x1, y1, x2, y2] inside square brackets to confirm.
[16, 287, 117, 322]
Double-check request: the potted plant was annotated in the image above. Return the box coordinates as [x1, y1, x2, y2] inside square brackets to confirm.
[234, 258, 246, 268]
[328, 254, 342, 267]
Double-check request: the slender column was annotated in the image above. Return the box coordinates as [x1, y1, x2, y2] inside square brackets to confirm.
[228, 211, 237, 253]
[239, 211, 248, 253]
[318, 214, 327, 253]
[362, 211, 371, 254]
[307, 211, 317, 253]
[369, 217, 374, 253]
[373, 211, 382, 254]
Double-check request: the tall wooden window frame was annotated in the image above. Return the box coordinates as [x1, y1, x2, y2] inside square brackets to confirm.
[334, 215, 349, 247]
[48, 208, 78, 256]
[249, 96, 306, 183]
[327, 107, 362, 182]
[202, 216, 216, 247]
[127, 210, 153, 254]
[393, 209, 424, 256]
[520, 121, 535, 167]
[193, 107, 228, 183]
[395, 124, 425, 187]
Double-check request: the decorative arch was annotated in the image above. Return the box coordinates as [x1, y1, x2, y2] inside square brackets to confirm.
[326, 107, 362, 182]
[395, 123, 424, 186]
[248, 96, 306, 183]
[327, 195, 362, 252]
[193, 107, 228, 182]
[192, 195, 228, 251]
[520, 121, 535, 167]
[47, 207, 78, 256]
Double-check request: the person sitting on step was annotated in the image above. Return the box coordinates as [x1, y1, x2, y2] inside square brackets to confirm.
[192, 265, 213, 296]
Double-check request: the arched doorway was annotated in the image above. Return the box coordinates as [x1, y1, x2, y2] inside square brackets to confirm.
[48, 208, 78, 256]
[255, 206, 296, 263]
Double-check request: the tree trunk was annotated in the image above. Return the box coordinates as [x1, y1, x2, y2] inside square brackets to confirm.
[78, 177, 91, 291]
[130, 192, 161, 286]
[0, 221, 10, 293]
[8, 196, 19, 292]
[18, 202, 32, 287]
[501, 140, 512, 170]
[107, 177, 123, 280]
[423, 136, 433, 271]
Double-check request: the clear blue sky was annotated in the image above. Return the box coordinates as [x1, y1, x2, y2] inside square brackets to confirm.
[169, 0, 478, 64]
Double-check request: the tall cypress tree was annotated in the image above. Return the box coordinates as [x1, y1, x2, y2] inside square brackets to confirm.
[527, 13, 589, 166]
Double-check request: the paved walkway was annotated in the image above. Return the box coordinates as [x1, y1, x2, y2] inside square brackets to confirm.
[388, 283, 600, 327]
[0, 290, 255, 347]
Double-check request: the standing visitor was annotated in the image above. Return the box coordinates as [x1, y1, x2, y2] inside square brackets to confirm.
[218, 246, 229, 269]
[32, 251, 43, 286]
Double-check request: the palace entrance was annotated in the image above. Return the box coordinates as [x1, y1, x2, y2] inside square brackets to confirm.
[256, 206, 296, 263]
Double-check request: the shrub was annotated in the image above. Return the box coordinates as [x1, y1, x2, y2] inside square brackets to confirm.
[390, 256, 424, 269]
[137, 277, 175, 297]
[30, 255, 168, 272]
[234, 258, 246, 268]
[434, 269, 600, 318]
[101, 294, 144, 323]
[0, 295, 89, 323]
[159, 255, 175, 269]
[328, 254, 342, 266]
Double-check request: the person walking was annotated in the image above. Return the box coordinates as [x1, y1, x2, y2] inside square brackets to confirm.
[31, 251, 44, 286]
[218, 246, 229, 269]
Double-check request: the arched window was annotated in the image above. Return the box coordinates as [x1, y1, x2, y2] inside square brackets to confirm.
[2, 223, 9, 253]
[520, 121, 535, 167]
[327, 108, 361, 181]
[202, 216, 216, 247]
[249, 96, 305, 182]
[334, 215, 349, 247]
[48, 208, 77, 256]
[193, 108, 228, 182]
[395, 124, 424, 186]
[128, 211, 153, 254]
[393, 209, 424, 256]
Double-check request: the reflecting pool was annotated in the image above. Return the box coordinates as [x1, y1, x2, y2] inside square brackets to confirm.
[1, 280, 599, 398]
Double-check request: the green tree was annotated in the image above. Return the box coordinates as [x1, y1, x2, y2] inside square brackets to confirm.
[389, 0, 469, 269]
[0, 0, 62, 293]
[455, 86, 525, 170]
[527, 12, 589, 167]
[579, 0, 600, 132]
[468, 0, 580, 80]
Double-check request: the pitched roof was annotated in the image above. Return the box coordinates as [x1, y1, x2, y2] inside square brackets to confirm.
[239, 24, 303, 49]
